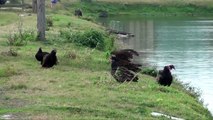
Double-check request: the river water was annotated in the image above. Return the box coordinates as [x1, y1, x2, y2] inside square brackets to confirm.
[99, 16, 213, 114]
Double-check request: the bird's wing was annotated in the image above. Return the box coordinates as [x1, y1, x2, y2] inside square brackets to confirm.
[111, 49, 139, 62]
[158, 70, 163, 74]
[156, 70, 163, 81]
[120, 49, 139, 56]
[41, 54, 49, 67]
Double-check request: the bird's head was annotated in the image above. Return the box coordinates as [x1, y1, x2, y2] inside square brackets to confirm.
[109, 54, 116, 63]
[169, 65, 175, 70]
[164, 66, 170, 71]
[51, 49, 57, 55]
[163, 65, 175, 72]
[110, 54, 119, 69]
[38, 47, 42, 52]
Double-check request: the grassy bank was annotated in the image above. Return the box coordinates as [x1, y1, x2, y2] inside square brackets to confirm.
[97, 0, 213, 7]
[4, 0, 213, 17]
[0, 12, 19, 26]
[0, 1, 213, 119]
[0, 39, 212, 119]
[54, 0, 213, 17]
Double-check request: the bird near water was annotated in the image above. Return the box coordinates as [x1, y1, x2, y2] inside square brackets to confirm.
[156, 65, 175, 86]
[110, 49, 141, 82]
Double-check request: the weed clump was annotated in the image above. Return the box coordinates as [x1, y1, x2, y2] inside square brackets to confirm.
[46, 16, 53, 31]
[181, 82, 202, 99]
[141, 66, 158, 77]
[7, 30, 36, 46]
[10, 84, 27, 90]
[7, 16, 36, 46]
[72, 29, 105, 50]
[60, 28, 114, 51]
[1, 48, 18, 56]
[46, 16, 53, 27]
[65, 51, 77, 59]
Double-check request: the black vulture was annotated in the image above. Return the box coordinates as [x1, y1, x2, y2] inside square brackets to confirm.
[110, 49, 141, 82]
[156, 65, 175, 86]
[42, 49, 58, 68]
[74, 9, 82, 16]
[35, 47, 49, 65]
[99, 11, 108, 18]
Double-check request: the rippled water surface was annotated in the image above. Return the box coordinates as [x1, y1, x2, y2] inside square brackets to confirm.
[100, 16, 213, 114]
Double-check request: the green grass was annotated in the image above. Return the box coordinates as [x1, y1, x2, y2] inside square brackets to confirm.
[0, 53, 212, 119]
[10, 0, 213, 16]
[97, 0, 213, 7]
[0, 12, 18, 26]
[0, 2, 213, 119]
[49, 14, 102, 30]
[20, 0, 213, 18]
[0, 65, 18, 77]
[53, 0, 213, 17]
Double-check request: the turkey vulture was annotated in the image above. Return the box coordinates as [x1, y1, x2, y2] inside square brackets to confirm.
[110, 49, 141, 82]
[35, 47, 49, 65]
[42, 49, 58, 68]
[156, 65, 175, 86]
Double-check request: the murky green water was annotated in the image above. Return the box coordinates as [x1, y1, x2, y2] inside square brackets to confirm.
[99, 16, 213, 114]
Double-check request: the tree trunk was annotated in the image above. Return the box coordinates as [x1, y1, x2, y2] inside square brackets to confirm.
[21, 0, 24, 10]
[32, 0, 37, 13]
[37, 0, 46, 41]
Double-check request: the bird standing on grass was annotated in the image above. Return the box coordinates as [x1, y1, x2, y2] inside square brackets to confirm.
[35, 47, 49, 65]
[42, 49, 58, 68]
[74, 9, 82, 17]
[156, 65, 175, 86]
[110, 49, 141, 82]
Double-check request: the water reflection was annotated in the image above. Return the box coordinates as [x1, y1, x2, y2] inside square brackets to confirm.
[100, 16, 213, 114]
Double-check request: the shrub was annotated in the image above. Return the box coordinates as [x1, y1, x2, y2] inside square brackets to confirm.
[104, 35, 115, 52]
[46, 16, 53, 27]
[46, 16, 53, 31]
[7, 30, 36, 46]
[60, 29, 114, 51]
[47, 33, 66, 44]
[182, 82, 202, 99]
[7, 16, 36, 46]
[141, 66, 158, 77]
[59, 28, 74, 40]
[72, 29, 105, 50]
